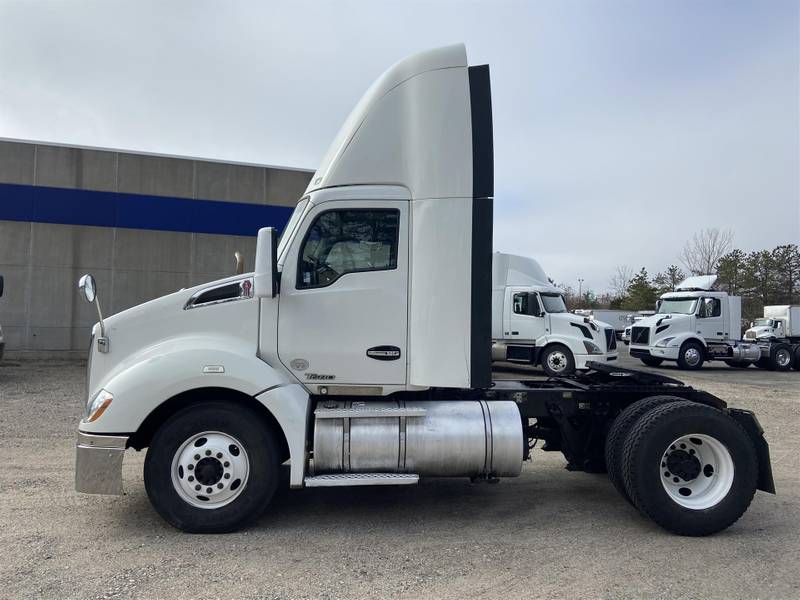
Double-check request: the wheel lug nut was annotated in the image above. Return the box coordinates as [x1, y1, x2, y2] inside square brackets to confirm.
[194, 454, 200, 460]
[664, 471, 670, 477]
[216, 452, 223, 459]
[188, 476, 194, 482]
[205, 450, 212, 456]
[195, 485, 201, 491]
[673, 477, 679, 483]
[187, 464, 194, 470]
[206, 487, 213, 493]
[224, 473, 231, 479]
[224, 461, 230, 467]
[217, 483, 223, 489]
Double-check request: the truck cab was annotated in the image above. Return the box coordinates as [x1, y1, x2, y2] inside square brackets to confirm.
[745, 318, 783, 341]
[491, 253, 618, 376]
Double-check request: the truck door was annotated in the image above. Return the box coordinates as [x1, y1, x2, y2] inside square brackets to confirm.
[505, 289, 546, 342]
[696, 297, 724, 340]
[277, 200, 408, 386]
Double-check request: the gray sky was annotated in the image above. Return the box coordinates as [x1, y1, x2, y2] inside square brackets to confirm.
[1, 0, 798, 294]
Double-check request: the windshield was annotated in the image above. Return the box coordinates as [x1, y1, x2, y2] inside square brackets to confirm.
[657, 298, 698, 315]
[277, 198, 309, 263]
[753, 319, 774, 327]
[540, 293, 567, 313]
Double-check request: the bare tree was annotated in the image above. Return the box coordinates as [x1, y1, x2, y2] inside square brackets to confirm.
[679, 228, 734, 275]
[610, 265, 634, 298]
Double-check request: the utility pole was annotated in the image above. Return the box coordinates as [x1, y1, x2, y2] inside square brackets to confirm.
[578, 278, 584, 298]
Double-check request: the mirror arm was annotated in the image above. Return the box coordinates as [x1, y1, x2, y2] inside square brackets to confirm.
[94, 296, 109, 353]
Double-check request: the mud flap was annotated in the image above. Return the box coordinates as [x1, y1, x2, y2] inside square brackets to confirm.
[728, 408, 776, 494]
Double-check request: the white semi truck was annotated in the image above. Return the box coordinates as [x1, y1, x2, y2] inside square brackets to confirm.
[74, 45, 774, 536]
[629, 276, 797, 371]
[491, 253, 619, 376]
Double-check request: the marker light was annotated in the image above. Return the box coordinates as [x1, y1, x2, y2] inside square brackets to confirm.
[86, 389, 113, 422]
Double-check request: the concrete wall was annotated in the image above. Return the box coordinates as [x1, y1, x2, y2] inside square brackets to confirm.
[0, 139, 313, 353]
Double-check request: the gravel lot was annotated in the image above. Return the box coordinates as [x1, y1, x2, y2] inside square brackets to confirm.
[1, 354, 798, 600]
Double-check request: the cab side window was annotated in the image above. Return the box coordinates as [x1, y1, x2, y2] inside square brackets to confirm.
[513, 292, 541, 316]
[699, 298, 721, 318]
[297, 209, 399, 289]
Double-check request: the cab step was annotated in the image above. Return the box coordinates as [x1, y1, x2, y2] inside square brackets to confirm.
[303, 473, 420, 487]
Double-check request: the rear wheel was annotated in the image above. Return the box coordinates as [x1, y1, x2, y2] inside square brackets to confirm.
[677, 340, 705, 370]
[770, 344, 793, 371]
[640, 356, 664, 367]
[144, 402, 280, 533]
[605, 396, 681, 504]
[621, 401, 758, 536]
[540, 344, 576, 377]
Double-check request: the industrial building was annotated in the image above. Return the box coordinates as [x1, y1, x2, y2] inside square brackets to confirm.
[0, 139, 313, 353]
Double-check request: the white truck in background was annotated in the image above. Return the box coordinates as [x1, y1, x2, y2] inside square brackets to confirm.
[744, 306, 800, 343]
[629, 276, 798, 371]
[491, 253, 618, 376]
[73, 45, 774, 537]
[573, 309, 631, 339]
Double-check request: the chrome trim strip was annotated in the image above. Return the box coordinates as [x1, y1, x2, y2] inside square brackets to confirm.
[183, 277, 254, 310]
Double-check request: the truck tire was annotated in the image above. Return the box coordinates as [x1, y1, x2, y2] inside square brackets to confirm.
[605, 395, 681, 505]
[755, 357, 770, 369]
[770, 344, 793, 372]
[621, 401, 758, 536]
[540, 344, 576, 377]
[677, 340, 705, 370]
[724, 360, 750, 369]
[144, 402, 279, 533]
[639, 356, 664, 367]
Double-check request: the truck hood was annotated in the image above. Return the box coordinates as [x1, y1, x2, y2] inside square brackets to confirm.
[550, 313, 616, 349]
[631, 313, 692, 344]
[87, 274, 258, 401]
[744, 325, 774, 339]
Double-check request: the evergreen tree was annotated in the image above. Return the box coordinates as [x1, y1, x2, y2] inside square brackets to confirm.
[624, 268, 658, 310]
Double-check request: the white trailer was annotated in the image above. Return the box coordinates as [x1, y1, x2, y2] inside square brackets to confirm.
[629, 277, 798, 371]
[74, 45, 774, 536]
[492, 253, 619, 376]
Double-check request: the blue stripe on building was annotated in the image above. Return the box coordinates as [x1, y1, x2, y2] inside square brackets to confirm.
[0, 183, 294, 236]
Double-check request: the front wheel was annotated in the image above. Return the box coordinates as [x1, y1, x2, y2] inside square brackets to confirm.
[144, 402, 280, 533]
[540, 344, 576, 377]
[621, 401, 758, 536]
[677, 341, 705, 370]
[640, 356, 664, 367]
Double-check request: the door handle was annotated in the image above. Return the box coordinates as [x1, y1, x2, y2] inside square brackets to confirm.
[366, 346, 401, 361]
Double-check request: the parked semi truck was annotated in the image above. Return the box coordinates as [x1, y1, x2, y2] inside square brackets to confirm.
[629, 276, 797, 371]
[74, 45, 774, 536]
[491, 253, 618, 375]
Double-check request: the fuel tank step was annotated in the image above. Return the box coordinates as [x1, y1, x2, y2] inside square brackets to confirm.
[313, 406, 427, 419]
[303, 473, 420, 487]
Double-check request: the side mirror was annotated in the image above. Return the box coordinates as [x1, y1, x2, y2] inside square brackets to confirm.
[254, 227, 278, 298]
[77, 273, 109, 352]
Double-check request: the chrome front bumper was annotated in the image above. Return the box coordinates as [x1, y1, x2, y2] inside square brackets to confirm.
[75, 432, 129, 495]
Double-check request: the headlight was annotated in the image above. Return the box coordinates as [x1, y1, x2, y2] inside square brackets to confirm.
[85, 389, 113, 422]
[583, 341, 603, 354]
[655, 337, 676, 348]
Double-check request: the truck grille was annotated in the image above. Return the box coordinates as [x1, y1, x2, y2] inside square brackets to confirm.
[631, 326, 650, 345]
[605, 328, 617, 351]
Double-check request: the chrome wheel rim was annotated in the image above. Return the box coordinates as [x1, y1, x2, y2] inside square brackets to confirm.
[660, 434, 734, 510]
[171, 431, 249, 509]
[775, 349, 791, 368]
[547, 350, 568, 373]
[684, 347, 701, 366]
